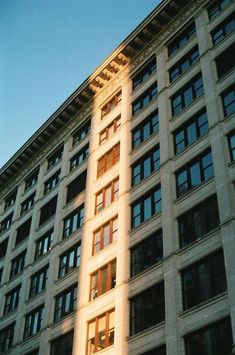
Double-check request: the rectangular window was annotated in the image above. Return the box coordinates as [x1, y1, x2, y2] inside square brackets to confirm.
[24, 305, 44, 340]
[70, 144, 89, 171]
[47, 145, 63, 170]
[66, 170, 87, 204]
[10, 250, 26, 279]
[87, 309, 115, 354]
[178, 195, 220, 248]
[93, 216, 118, 255]
[35, 229, 53, 260]
[0, 213, 13, 233]
[130, 282, 165, 335]
[182, 249, 227, 310]
[221, 84, 235, 117]
[169, 46, 199, 82]
[211, 12, 235, 45]
[15, 217, 31, 246]
[132, 82, 158, 116]
[228, 131, 235, 161]
[97, 143, 120, 177]
[141, 345, 166, 355]
[90, 259, 116, 300]
[21, 192, 35, 215]
[132, 56, 157, 90]
[101, 91, 121, 118]
[215, 42, 235, 78]
[73, 117, 91, 146]
[39, 195, 57, 226]
[63, 205, 84, 239]
[95, 179, 119, 214]
[0, 237, 8, 259]
[131, 230, 163, 277]
[54, 284, 77, 322]
[58, 243, 81, 279]
[168, 22, 196, 57]
[44, 169, 60, 194]
[171, 74, 204, 116]
[50, 331, 74, 355]
[132, 111, 159, 149]
[0, 323, 15, 353]
[176, 149, 214, 197]
[132, 145, 160, 186]
[131, 185, 161, 229]
[29, 265, 49, 299]
[185, 317, 233, 355]
[99, 115, 121, 145]
[25, 167, 39, 191]
[173, 109, 208, 154]
[4, 188, 17, 211]
[4, 284, 21, 315]
[208, 0, 231, 20]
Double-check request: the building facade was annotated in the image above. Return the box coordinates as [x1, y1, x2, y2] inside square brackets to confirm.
[0, 0, 235, 354]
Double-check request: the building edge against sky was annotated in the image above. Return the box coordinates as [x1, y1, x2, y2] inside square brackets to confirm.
[0, 0, 235, 354]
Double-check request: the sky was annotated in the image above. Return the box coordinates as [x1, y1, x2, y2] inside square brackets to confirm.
[0, 0, 161, 169]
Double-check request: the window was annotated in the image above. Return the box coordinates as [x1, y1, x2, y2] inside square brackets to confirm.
[15, 217, 31, 246]
[4, 189, 17, 210]
[208, 0, 231, 20]
[228, 131, 235, 161]
[132, 145, 160, 186]
[101, 91, 121, 118]
[47, 145, 63, 169]
[211, 12, 235, 45]
[54, 284, 77, 322]
[87, 309, 115, 354]
[58, 243, 81, 279]
[132, 82, 158, 116]
[173, 109, 208, 154]
[29, 265, 49, 299]
[0, 322, 15, 353]
[70, 144, 89, 171]
[215, 42, 235, 78]
[44, 169, 60, 194]
[185, 317, 233, 355]
[90, 260, 116, 300]
[132, 56, 157, 90]
[131, 185, 161, 229]
[97, 143, 120, 177]
[95, 179, 119, 214]
[50, 331, 74, 355]
[169, 46, 199, 82]
[35, 229, 53, 260]
[4, 284, 21, 315]
[21, 192, 35, 215]
[0, 213, 13, 233]
[73, 117, 91, 146]
[24, 305, 44, 340]
[0, 237, 8, 259]
[99, 116, 121, 145]
[93, 216, 118, 255]
[221, 84, 235, 117]
[10, 250, 26, 279]
[66, 170, 87, 203]
[171, 74, 204, 116]
[39, 195, 57, 226]
[25, 167, 39, 191]
[182, 249, 227, 310]
[132, 110, 159, 149]
[130, 282, 165, 335]
[178, 195, 220, 248]
[131, 230, 163, 277]
[168, 22, 196, 57]
[63, 205, 84, 239]
[141, 345, 166, 355]
[176, 149, 214, 197]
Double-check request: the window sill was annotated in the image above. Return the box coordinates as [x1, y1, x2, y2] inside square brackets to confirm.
[60, 226, 83, 245]
[127, 321, 165, 341]
[131, 69, 157, 95]
[37, 214, 56, 232]
[130, 168, 160, 193]
[130, 129, 159, 156]
[13, 236, 29, 252]
[88, 287, 116, 305]
[166, 33, 197, 63]
[46, 159, 62, 176]
[26, 290, 46, 305]
[132, 96, 158, 121]
[90, 239, 117, 260]
[216, 66, 235, 85]
[129, 212, 162, 235]
[1, 204, 15, 217]
[0, 308, 17, 322]
[129, 259, 163, 283]
[52, 311, 76, 327]
[172, 132, 209, 161]
[56, 266, 80, 284]
[168, 59, 200, 89]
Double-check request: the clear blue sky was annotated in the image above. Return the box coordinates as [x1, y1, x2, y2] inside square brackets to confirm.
[0, 0, 161, 169]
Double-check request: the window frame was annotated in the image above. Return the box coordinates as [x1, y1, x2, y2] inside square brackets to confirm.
[44, 169, 61, 195]
[23, 305, 44, 340]
[0, 213, 13, 233]
[211, 12, 235, 45]
[0, 322, 15, 353]
[132, 110, 159, 149]
[221, 84, 235, 117]
[4, 188, 17, 211]
[168, 21, 196, 57]
[35, 229, 53, 261]
[73, 118, 91, 146]
[97, 143, 120, 178]
[47, 145, 63, 170]
[58, 243, 81, 279]
[62, 205, 84, 239]
[66, 170, 87, 204]
[99, 115, 121, 145]
[95, 178, 119, 214]
[132, 56, 157, 91]
[10, 250, 26, 280]
[70, 144, 89, 171]
[90, 259, 116, 300]
[4, 284, 21, 315]
[132, 82, 158, 117]
[228, 131, 235, 161]
[29, 265, 49, 299]
[25, 167, 39, 191]
[21, 192, 35, 215]
[101, 91, 122, 119]
[54, 284, 77, 322]
[207, 0, 231, 20]
[92, 216, 118, 255]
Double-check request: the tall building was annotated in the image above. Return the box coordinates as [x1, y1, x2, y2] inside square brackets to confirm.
[0, 0, 235, 354]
